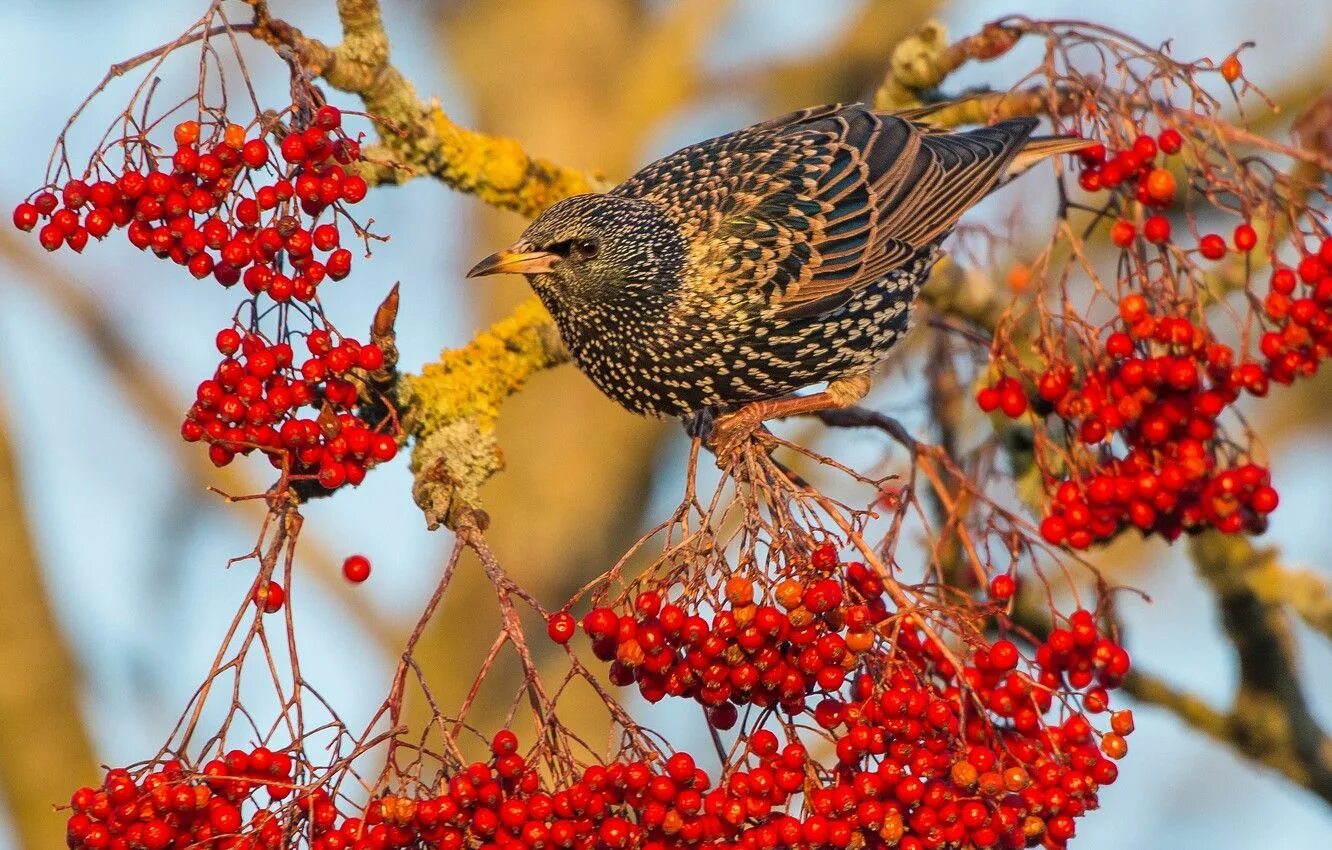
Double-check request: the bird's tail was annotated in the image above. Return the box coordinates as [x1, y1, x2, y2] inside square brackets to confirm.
[889, 99, 1094, 180]
[1004, 135, 1096, 180]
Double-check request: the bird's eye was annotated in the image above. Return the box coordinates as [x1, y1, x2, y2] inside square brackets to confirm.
[574, 239, 600, 258]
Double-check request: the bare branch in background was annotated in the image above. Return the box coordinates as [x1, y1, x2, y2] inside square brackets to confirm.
[0, 410, 99, 848]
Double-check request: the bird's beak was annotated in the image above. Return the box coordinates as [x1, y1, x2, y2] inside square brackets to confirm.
[466, 247, 559, 278]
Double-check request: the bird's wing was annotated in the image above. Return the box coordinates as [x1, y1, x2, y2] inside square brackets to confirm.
[614, 105, 1042, 319]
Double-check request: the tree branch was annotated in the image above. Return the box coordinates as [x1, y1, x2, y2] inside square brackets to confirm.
[245, 18, 1332, 791]
[1189, 532, 1332, 801]
[248, 0, 599, 214]
[398, 296, 569, 530]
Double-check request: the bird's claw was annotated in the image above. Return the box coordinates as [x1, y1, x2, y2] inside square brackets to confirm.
[707, 407, 766, 467]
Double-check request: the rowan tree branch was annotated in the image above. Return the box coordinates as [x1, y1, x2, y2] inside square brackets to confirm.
[1188, 532, 1332, 801]
[247, 0, 600, 214]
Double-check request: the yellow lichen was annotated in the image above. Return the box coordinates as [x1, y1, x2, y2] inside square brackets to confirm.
[398, 296, 569, 528]
[427, 107, 595, 218]
[875, 21, 949, 110]
[402, 296, 568, 432]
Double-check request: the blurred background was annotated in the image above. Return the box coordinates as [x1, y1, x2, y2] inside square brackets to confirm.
[2, 1, 1331, 847]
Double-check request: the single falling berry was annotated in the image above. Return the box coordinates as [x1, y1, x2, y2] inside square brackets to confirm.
[342, 554, 371, 583]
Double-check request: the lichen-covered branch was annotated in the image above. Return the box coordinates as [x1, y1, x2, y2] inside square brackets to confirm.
[248, 0, 598, 215]
[398, 297, 570, 531]
[1188, 532, 1332, 801]
[873, 20, 1028, 111]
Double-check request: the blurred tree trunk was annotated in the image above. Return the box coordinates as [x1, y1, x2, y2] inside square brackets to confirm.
[0, 404, 98, 847]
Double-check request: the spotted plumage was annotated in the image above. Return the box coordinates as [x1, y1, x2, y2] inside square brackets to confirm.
[469, 103, 1086, 419]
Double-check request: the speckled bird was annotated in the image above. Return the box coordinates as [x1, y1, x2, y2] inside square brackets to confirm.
[468, 103, 1086, 436]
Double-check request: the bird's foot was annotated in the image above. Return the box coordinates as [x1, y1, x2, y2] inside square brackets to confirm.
[707, 405, 768, 467]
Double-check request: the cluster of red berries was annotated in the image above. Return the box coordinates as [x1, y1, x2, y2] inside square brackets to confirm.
[551, 544, 890, 726]
[65, 746, 296, 850]
[1076, 128, 1264, 261]
[127, 700, 1123, 850]
[63, 540, 1132, 849]
[348, 736, 814, 850]
[14, 106, 366, 300]
[983, 296, 1279, 547]
[180, 326, 397, 490]
[982, 129, 1332, 548]
[1260, 238, 1332, 385]
[12, 105, 403, 498]
[1075, 130, 1180, 209]
[792, 610, 1129, 850]
[548, 544, 1131, 848]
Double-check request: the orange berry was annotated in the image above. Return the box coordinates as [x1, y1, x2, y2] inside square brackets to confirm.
[1221, 54, 1242, 83]
[978, 771, 1005, 797]
[174, 120, 201, 146]
[1110, 219, 1136, 247]
[950, 761, 979, 789]
[845, 630, 874, 653]
[224, 123, 247, 149]
[774, 579, 804, 609]
[724, 576, 754, 606]
[1101, 732, 1129, 759]
[1003, 766, 1031, 792]
[1144, 168, 1176, 205]
[1111, 708, 1136, 736]
[1006, 263, 1031, 292]
[1118, 293, 1148, 323]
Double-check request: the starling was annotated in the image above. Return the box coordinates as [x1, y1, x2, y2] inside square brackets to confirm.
[468, 103, 1087, 451]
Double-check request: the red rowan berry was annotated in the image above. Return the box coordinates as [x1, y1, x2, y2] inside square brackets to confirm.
[1143, 215, 1171, 243]
[342, 554, 371, 583]
[1198, 233, 1227, 259]
[1233, 222, 1257, 252]
[1110, 219, 1135, 247]
[253, 580, 285, 613]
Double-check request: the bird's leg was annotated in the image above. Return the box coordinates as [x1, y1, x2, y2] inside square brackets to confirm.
[684, 408, 715, 441]
[709, 372, 872, 464]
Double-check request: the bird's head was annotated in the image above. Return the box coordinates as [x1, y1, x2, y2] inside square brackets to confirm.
[467, 194, 686, 308]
